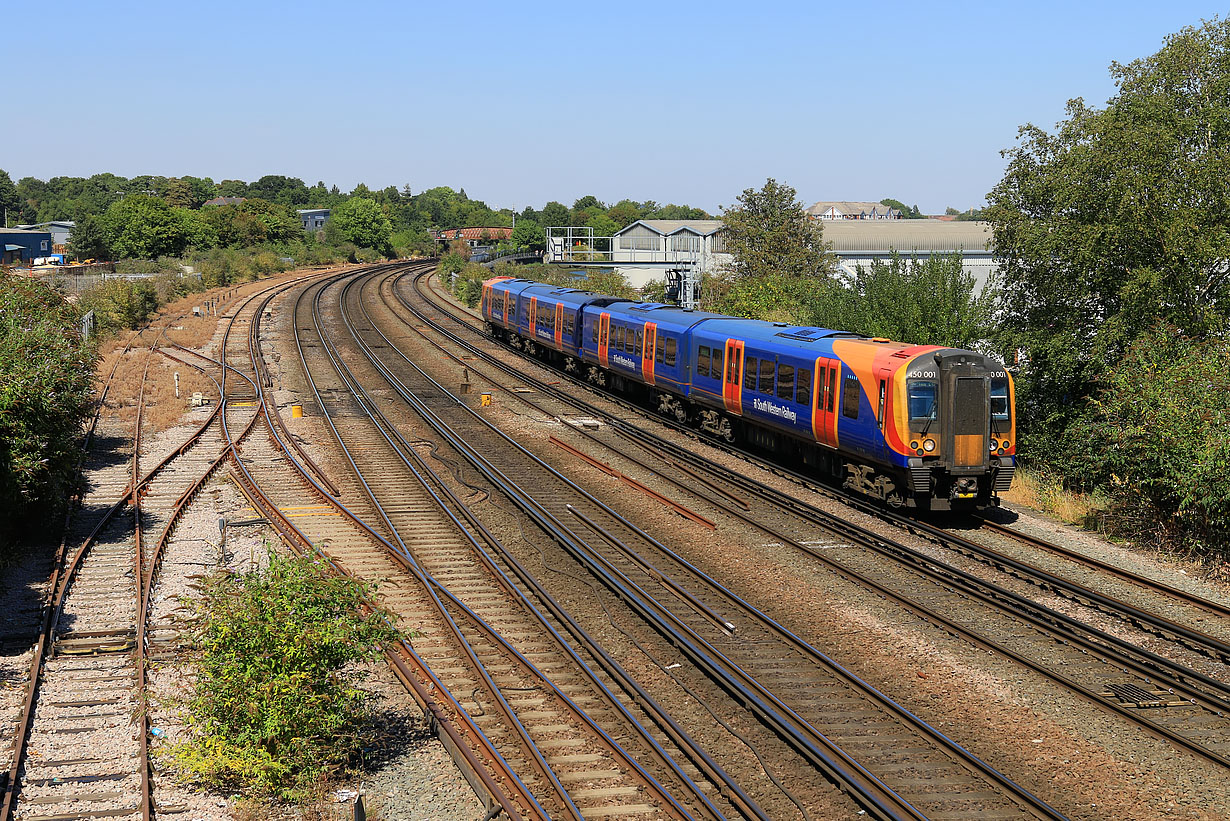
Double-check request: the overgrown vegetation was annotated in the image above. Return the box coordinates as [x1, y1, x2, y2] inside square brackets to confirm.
[0, 274, 96, 551]
[986, 16, 1230, 557]
[169, 548, 405, 799]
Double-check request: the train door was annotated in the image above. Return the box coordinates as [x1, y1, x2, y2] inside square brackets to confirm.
[503, 291, 513, 329]
[529, 297, 538, 338]
[812, 356, 839, 446]
[481, 284, 490, 318]
[598, 313, 611, 368]
[642, 323, 657, 385]
[723, 339, 744, 414]
[949, 376, 988, 469]
[554, 303, 564, 349]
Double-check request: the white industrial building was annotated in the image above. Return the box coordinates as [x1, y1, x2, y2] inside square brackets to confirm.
[546, 219, 732, 289]
[822, 220, 998, 290]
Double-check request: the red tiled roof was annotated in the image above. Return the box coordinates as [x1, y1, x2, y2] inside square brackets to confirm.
[435, 227, 513, 241]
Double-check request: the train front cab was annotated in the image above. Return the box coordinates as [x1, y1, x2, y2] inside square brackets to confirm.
[900, 349, 1016, 511]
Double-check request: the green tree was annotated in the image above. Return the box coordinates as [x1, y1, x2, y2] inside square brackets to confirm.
[541, 201, 570, 228]
[812, 253, 997, 347]
[1061, 327, 1230, 554]
[510, 218, 545, 250]
[606, 199, 640, 228]
[0, 274, 95, 549]
[0, 169, 18, 226]
[985, 16, 1230, 443]
[329, 197, 393, 254]
[100, 195, 187, 258]
[880, 198, 925, 219]
[720, 178, 834, 281]
[67, 214, 110, 260]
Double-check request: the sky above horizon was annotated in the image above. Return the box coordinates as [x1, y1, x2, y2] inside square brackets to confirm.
[4, 2, 1222, 215]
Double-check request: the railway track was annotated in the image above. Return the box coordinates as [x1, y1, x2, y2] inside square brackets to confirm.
[1, 277, 317, 821]
[386, 267, 1230, 788]
[323, 263, 1068, 820]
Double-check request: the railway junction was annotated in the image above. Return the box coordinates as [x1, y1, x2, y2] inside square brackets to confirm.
[2, 262, 1228, 821]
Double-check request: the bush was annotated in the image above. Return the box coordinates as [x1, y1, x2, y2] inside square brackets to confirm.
[169, 548, 405, 799]
[1061, 326, 1230, 556]
[79, 278, 159, 333]
[0, 274, 96, 550]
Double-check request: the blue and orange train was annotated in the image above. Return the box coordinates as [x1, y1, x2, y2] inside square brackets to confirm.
[481, 276, 1015, 510]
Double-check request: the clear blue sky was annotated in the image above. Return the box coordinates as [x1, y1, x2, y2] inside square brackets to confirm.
[4, 1, 1222, 214]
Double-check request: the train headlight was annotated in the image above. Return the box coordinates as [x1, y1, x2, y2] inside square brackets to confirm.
[990, 439, 999, 451]
[1002, 440, 1010, 449]
[922, 438, 936, 453]
[910, 440, 919, 450]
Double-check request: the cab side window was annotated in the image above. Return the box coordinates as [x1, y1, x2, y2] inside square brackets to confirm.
[842, 376, 860, 419]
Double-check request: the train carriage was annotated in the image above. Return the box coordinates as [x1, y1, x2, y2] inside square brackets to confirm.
[482, 276, 1015, 511]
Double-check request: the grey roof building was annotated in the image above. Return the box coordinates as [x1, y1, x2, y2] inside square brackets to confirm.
[807, 201, 901, 220]
[820, 220, 998, 290]
[297, 208, 330, 231]
[17, 221, 74, 247]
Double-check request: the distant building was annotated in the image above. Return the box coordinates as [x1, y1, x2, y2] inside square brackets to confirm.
[822, 219, 998, 290]
[17, 221, 74, 247]
[297, 208, 330, 231]
[807, 201, 901, 220]
[1, 228, 54, 264]
[203, 196, 246, 207]
[546, 219, 730, 289]
[434, 227, 513, 249]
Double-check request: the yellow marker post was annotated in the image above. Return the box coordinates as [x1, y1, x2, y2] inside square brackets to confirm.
[291, 404, 303, 418]
[480, 393, 492, 407]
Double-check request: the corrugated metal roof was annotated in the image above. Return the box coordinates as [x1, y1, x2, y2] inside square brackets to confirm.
[0, 228, 52, 236]
[821, 220, 992, 253]
[625, 219, 725, 236]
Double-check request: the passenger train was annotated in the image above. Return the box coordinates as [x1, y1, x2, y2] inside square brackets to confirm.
[481, 276, 1015, 511]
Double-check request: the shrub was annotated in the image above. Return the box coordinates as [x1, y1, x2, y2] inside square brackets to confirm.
[79, 277, 159, 333]
[169, 548, 405, 799]
[1061, 326, 1230, 556]
[0, 274, 96, 550]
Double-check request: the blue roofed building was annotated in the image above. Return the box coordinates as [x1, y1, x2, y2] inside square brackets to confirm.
[1, 228, 54, 264]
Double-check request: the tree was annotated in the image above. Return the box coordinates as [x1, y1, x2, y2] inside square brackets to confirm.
[985, 16, 1230, 442]
[67, 214, 110, 260]
[606, 200, 640, 228]
[101, 195, 188, 258]
[541, 201, 570, 228]
[329, 197, 393, 254]
[572, 194, 603, 213]
[0, 169, 18, 226]
[812, 253, 997, 347]
[0, 275, 95, 549]
[720, 178, 834, 281]
[511, 218, 545, 250]
[880, 198, 924, 219]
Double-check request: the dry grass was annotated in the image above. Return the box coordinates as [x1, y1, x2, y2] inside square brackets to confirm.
[142, 356, 217, 432]
[1000, 465, 1109, 526]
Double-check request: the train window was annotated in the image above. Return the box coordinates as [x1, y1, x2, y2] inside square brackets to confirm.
[634, 329, 643, 355]
[777, 364, 794, 400]
[711, 347, 724, 379]
[827, 368, 837, 412]
[665, 337, 677, 366]
[908, 381, 938, 422]
[758, 360, 774, 394]
[656, 335, 665, 364]
[565, 313, 574, 335]
[743, 356, 758, 390]
[592, 320, 598, 343]
[797, 367, 811, 405]
[697, 346, 712, 376]
[616, 326, 625, 349]
[991, 378, 1010, 425]
[842, 376, 860, 419]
